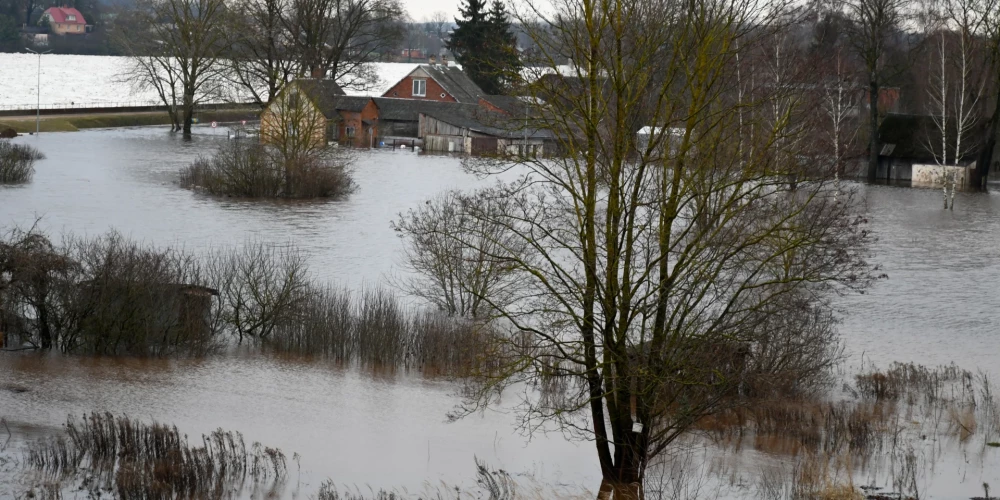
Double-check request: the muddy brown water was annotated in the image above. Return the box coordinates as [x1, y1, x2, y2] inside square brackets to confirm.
[1, 127, 999, 497]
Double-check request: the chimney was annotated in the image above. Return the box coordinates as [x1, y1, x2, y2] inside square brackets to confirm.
[429, 55, 437, 65]
[310, 67, 325, 79]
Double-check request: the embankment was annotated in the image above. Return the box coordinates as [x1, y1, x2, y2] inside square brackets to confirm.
[0, 108, 260, 133]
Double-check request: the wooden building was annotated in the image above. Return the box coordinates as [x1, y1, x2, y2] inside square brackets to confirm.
[418, 106, 552, 155]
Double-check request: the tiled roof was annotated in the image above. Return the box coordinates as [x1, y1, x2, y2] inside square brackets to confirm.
[373, 98, 479, 121]
[421, 65, 485, 103]
[422, 104, 554, 140]
[44, 7, 86, 25]
[294, 79, 374, 118]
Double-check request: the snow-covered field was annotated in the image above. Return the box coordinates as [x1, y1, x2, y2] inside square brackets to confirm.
[0, 53, 420, 109]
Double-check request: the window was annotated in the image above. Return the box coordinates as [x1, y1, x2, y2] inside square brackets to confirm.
[412, 79, 426, 97]
[346, 126, 356, 138]
[67, 14, 76, 21]
[287, 91, 299, 109]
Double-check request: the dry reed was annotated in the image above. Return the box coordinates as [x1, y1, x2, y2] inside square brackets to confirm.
[25, 412, 286, 499]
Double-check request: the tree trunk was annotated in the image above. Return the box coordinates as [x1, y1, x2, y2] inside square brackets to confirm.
[596, 479, 643, 500]
[973, 90, 1000, 189]
[37, 302, 52, 350]
[183, 91, 195, 137]
[868, 79, 880, 183]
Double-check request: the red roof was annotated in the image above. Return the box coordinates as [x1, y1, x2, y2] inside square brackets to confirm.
[44, 7, 86, 25]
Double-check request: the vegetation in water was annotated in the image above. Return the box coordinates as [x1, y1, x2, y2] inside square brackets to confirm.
[0, 140, 44, 184]
[179, 140, 355, 199]
[0, 226, 500, 376]
[23, 412, 286, 499]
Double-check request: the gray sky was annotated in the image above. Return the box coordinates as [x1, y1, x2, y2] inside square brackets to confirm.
[402, 0, 460, 22]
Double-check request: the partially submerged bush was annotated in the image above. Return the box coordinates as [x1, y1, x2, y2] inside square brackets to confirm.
[1, 227, 219, 356]
[180, 140, 355, 198]
[0, 139, 44, 184]
[2, 226, 499, 375]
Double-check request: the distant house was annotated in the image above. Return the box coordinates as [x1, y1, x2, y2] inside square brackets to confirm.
[42, 6, 89, 35]
[261, 79, 380, 149]
[875, 114, 986, 183]
[381, 64, 486, 103]
[401, 48, 424, 59]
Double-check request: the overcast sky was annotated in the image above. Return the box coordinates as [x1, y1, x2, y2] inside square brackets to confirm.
[402, 0, 460, 22]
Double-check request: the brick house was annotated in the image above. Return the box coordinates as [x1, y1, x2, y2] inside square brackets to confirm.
[41, 7, 88, 35]
[381, 64, 486, 103]
[261, 79, 380, 149]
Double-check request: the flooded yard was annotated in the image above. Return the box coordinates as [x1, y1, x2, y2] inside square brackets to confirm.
[2, 126, 1000, 498]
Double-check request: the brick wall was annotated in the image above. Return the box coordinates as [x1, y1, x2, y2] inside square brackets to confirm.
[382, 76, 457, 102]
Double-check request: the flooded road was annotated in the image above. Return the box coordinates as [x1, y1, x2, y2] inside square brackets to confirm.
[2, 127, 1000, 497]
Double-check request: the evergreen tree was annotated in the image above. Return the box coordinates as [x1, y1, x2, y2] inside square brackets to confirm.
[485, 0, 521, 93]
[447, 0, 520, 94]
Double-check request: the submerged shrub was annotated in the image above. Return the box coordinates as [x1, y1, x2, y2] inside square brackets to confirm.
[0, 139, 44, 183]
[0, 228, 220, 356]
[180, 140, 355, 199]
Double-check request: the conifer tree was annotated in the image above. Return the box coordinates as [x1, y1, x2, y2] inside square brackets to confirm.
[447, 0, 520, 94]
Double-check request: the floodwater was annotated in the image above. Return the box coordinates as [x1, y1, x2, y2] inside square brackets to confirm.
[1, 126, 1000, 497]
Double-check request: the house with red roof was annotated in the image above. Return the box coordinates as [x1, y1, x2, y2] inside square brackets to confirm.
[41, 6, 89, 35]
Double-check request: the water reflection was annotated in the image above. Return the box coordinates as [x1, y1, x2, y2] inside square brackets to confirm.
[2, 126, 493, 287]
[0, 352, 597, 495]
[838, 183, 1000, 369]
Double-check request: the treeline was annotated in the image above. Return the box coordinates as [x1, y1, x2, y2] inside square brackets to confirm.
[0, 227, 497, 376]
[110, 0, 409, 134]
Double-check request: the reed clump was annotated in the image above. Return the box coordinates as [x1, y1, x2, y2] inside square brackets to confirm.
[25, 412, 286, 499]
[0, 139, 44, 184]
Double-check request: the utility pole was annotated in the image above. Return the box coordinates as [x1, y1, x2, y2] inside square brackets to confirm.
[25, 48, 52, 135]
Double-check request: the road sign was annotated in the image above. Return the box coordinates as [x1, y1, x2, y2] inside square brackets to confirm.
[211, 121, 218, 128]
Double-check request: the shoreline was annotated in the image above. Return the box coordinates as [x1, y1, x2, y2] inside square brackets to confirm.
[0, 108, 260, 133]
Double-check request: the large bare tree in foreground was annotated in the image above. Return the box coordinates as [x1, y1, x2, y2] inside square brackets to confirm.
[396, 0, 877, 496]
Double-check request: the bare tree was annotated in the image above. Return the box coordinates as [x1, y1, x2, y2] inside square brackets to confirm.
[925, 0, 988, 166]
[283, 0, 406, 89]
[970, 0, 1000, 186]
[844, 0, 908, 182]
[820, 48, 862, 185]
[393, 0, 878, 497]
[116, 0, 229, 135]
[392, 189, 526, 318]
[226, 0, 298, 107]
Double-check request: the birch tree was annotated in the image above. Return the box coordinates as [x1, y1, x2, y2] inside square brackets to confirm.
[821, 48, 862, 185]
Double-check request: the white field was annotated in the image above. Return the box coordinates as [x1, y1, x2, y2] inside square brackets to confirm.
[0, 53, 420, 109]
